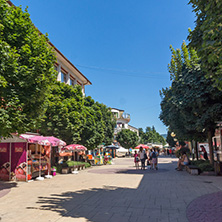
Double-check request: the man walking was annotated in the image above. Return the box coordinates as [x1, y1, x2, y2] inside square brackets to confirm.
[139, 147, 146, 170]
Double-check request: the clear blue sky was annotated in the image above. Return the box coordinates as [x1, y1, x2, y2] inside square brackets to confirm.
[12, 0, 195, 135]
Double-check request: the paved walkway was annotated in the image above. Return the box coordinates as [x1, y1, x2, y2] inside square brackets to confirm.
[0, 156, 222, 222]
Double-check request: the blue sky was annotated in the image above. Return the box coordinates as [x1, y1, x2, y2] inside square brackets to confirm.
[12, 0, 195, 134]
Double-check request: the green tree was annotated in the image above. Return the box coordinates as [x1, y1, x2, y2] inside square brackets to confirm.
[116, 129, 139, 149]
[160, 42, 222, 163]
[139, 126, 166, 145]
[166, 131, 177, 147]
[188, 0, 222, 89]
[0, 0, 57, 137]
[79, 97, 105, 150]
[99, 104, 116, 146]
[39, 82, 84, 144]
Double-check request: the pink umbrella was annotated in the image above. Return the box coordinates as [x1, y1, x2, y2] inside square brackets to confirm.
[19, 135, 66, 146]
[135, 144, 149, 149]
[41, 136, 66, 147]
[26, 136, 48, 145]
[62, 144, 87, 151]
[38, 139, 51, 146]
[19, 134, 36, 140]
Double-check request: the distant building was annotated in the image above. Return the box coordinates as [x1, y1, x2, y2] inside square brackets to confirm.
[111, 108, 139, 138]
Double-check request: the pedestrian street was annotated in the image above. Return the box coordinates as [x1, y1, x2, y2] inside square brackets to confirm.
[0, 156, 222, 222]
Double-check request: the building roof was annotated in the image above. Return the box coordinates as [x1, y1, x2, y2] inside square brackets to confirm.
[111, 108, 125, 112]
[128, 124, 138, 130]
[0, 135, 26, 143]
[7, 1, 91, 86]
[49, 42, 91, 86]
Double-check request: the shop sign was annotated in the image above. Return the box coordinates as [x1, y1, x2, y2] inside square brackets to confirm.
[15, 147, 23, 152]
[0, 147, 7, 152]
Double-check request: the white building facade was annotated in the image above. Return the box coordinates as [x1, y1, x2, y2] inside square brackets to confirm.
[51, 43, 91, 96]
[111, 108, 139, 137]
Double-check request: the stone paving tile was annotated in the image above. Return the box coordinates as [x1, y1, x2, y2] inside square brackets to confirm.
[186, 191, 222, 222]
[108, 213, 130, 222]
[0, 157, 222, 222]
[129, 215, 138, 222]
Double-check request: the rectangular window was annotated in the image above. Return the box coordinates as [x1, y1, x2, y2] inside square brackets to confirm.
[61, 71, 67, 83]
[70, 79, 74, 86]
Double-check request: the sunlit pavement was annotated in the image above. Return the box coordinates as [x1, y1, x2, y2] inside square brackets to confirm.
[0, 156, 222, 222]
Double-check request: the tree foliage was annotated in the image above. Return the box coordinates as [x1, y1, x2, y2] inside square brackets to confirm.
[166, 130, 177, 147]
[160, 42, 222, 162]
[0, 0, 57, 137]
[188, 0, 222, 89]
[40, 85, 115, 149]
[39, 82, 84, 144]
[116, 129, 139, 149]
[79, 96, 115, 150]
[139, 126, 166, 145]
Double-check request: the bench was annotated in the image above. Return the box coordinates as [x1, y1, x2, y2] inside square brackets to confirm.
[70, 164, 85, 171]
[62, 164, 86, 174]
[185, 165, 201, 175]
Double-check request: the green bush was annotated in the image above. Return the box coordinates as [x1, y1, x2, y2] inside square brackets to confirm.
[55, 161, 91, 173]
[56, 164, 62, 173]
[66, 161, 91, 168]
[191, 160, 214, 172]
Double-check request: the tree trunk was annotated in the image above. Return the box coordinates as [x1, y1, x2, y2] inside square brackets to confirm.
[207, 130, 214, 165]
[191, 140, 194, 161]
[194, 141, 199, 160]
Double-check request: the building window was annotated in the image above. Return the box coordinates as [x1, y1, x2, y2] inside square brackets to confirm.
[70, 79, 74, 86]
[61, 71, 67, 83]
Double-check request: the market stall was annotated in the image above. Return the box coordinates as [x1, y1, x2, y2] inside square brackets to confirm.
[93, 148, 104, 165]
[60, 144, 87, 162]
[0, 136, 28, 181]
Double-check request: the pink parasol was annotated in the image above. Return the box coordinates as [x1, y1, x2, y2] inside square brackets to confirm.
[19, 135, 66, 146]
[19, 134, 36, 140]
[135, 144, 149, 149]
[40, 136, 66, 147]
[62, 144, 87, 151]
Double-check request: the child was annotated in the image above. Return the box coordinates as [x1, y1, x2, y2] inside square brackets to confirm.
[134, 151, 140, 169]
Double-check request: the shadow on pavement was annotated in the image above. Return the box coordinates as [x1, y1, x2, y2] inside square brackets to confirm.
[117, 168, 169, 174]
[26, 160, 179, 222]
[0, 181, 17, 198]
[28, 186, 139, 222]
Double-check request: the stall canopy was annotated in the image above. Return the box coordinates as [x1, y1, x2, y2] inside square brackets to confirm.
[135, 144, 149, 149]
[104, 145, 119, 149]
[19, 134, 66, 146]
[62, 144, 87, 151]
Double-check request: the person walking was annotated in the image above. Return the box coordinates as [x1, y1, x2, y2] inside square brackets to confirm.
[169, 148, 172, 157]
[134, 151, 140, 169]
[200, 145, 208, 160]
[151, 149, 158, 170]
[139, 146, 146, 170]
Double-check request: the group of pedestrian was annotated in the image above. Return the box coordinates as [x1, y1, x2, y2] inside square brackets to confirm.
[134, 146, 159, 170]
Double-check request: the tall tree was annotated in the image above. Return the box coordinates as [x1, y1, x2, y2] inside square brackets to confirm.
[39, 82, 84, 144]
[79, 97, 105, 150]
[0, 0, 57, 137]
[98, 104, 116, 146]
[116, 129, 139, 149]
[160, 42, 222, 163]
[139, 126, 166, 145]
[188, 0, 222, 89]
